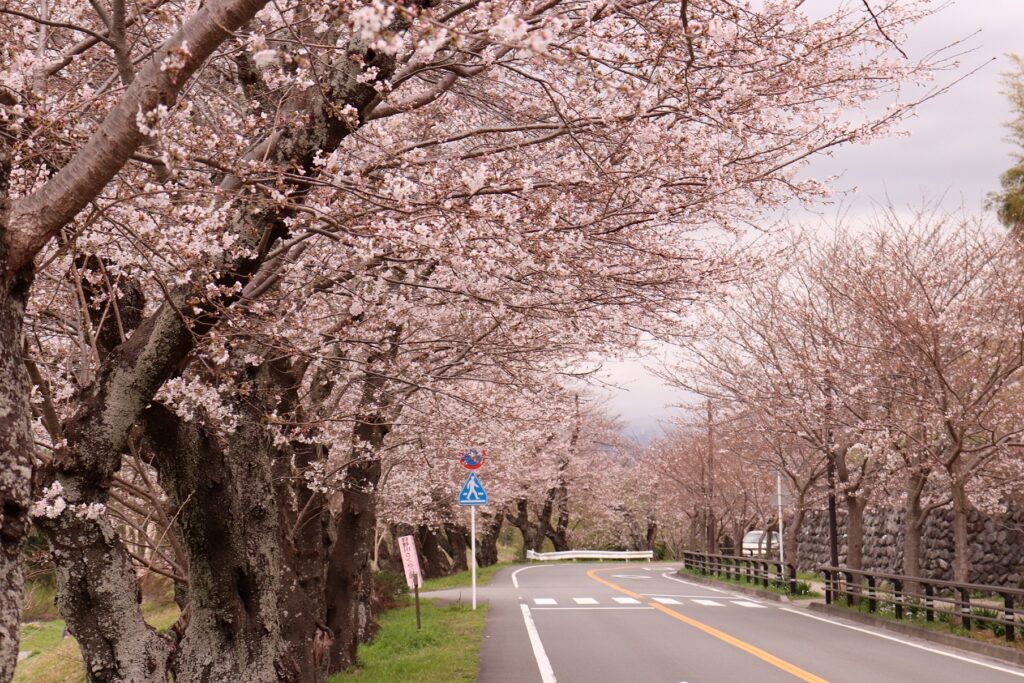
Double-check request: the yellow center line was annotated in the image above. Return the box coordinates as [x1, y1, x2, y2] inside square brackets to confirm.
[586, 568, 829, 683]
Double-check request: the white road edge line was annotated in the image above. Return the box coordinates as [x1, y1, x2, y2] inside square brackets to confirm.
[520, 604, 557, 683]
[780, 608, 1024, 679]
[660, 572, 724, 593]
[512, 563, 572, 588]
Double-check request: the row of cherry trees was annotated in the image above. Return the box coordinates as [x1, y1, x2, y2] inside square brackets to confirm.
[660, 211, 1024, 584]
[0, 0, 943, 680]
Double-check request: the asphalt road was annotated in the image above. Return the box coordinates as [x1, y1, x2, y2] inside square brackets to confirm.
[464, 562, 1024, 683]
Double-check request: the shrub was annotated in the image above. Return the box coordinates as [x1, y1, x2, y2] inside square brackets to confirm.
[372, 571, 410, 611]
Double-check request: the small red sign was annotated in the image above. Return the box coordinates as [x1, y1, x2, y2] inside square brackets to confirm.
[460, 449, 485, 470]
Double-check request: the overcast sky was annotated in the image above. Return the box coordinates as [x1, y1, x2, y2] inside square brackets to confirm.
[598, 1, 1024, 444]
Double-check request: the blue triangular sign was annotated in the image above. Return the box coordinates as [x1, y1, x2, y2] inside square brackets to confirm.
[458, 472, 488, 506]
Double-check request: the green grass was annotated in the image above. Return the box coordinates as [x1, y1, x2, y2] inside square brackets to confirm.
[421, 561, 515, 591]
[331, 600, 488, 683]
[832, 595, 1024, 650]
[14, 602, 179, 683]
[21, 581, 60, 622]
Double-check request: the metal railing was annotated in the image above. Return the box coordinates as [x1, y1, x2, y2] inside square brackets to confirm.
[820, 565, 1024, 643]
[525, 549, 654, 561]
[683, 551, 799, 594]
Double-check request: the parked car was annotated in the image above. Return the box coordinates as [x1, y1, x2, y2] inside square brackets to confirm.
[741, 530, 780, 557]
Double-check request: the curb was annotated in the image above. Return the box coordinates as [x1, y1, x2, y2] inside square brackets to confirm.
[675, 570, 792, 603]
[808, 602, 1024, 667]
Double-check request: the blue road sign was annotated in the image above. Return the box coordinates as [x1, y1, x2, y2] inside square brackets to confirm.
[458, 471, 488, 506]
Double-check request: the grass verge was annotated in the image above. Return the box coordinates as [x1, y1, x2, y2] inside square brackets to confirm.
[14, 602, 179, 683]
[420, 562, 514, 591]
[331, 600, 488, 683]
[829, 596, 1024, 650]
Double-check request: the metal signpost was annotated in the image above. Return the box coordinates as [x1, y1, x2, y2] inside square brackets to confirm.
[458, 452, 488, 610]
[398, 534, 423, 629]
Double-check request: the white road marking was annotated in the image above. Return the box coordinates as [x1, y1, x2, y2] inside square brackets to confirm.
[780, 607, 1024, 679]
[573, 597, 599, 605]
[693, 599, 724, 607]
[652, 597, 683, 605]
[661, 572, 725, 593]
[533, 606, 654, 611]
[512, 563, 573, 588]
[520, 604, 557, 683]
[613, 597, 642, 604]
[733, 600, 767, 609]
[534, 598, 557, 605]
[641, 594, 730, 598]
[612, 574, 651, 579]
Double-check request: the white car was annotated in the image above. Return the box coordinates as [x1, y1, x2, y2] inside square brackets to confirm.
[741, 530, 780, 557]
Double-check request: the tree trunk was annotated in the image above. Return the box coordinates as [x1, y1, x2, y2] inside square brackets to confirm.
[784, 506, 804, 569]
[444, 524, 469, 573]
[844, 493, 866, 570]
[146, 405, 297, 683]
[645, 518, 658, 553]
[902, 470, 928, 595]
[0, 265, 34, 682]
[416, 526, 451, 579]
[276, 442, 332, 683]
[507, 499, 542, 556]
[949, 462, 972, 584]
[37, 511, 174, 682]
[476, 514, 502, 567]
[324, 324, 404, 674]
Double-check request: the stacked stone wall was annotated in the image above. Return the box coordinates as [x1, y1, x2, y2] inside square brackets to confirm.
[795, 506, 1024, 586]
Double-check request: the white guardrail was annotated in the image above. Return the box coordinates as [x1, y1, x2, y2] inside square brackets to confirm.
[525, 549, 654, 561]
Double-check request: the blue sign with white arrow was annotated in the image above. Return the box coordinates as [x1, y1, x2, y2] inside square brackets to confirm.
[458, 471, 488, 506]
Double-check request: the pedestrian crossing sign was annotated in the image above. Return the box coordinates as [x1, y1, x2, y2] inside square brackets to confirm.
[458, 471, 488, 506]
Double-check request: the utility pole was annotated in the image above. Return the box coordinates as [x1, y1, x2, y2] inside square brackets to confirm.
[706, 400, 717, 554]
[823, 374, 840, 568]
[777, 470, 785, 567]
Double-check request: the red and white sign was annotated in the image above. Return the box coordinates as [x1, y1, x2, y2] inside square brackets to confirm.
[398, 535, 423, 589]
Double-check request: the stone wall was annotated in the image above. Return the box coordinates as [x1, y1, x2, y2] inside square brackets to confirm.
[795, 506, 1024, 586]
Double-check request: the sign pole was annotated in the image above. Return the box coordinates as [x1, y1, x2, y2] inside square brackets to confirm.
[471, 505, 477, 610]
[457, 449, 487, 611]
[414, 571, 421, 630]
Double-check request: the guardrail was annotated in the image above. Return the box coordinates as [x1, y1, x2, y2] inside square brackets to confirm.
[525, 549, 654, 561]
[820, 565, 1024, 643]
[683, 551, 798, 594]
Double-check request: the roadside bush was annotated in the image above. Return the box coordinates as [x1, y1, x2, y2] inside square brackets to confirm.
[972, 607, 1006, 637]
[372, 571, 410, 611]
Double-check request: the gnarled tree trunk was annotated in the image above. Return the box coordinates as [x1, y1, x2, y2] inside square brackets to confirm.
[146, 403, 300, 682]
[0, 266, 35, 682]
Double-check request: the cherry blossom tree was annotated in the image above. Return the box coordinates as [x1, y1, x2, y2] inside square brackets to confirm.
[1, 0, 947, 679]
[675, 211, 1024, 585]
[818, 210, 1024, 583]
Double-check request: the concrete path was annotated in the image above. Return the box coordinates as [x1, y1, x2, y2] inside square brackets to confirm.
[471, 562, 1024, 682]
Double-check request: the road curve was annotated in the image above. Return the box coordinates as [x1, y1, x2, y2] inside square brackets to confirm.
[474, 562, 1024, 683]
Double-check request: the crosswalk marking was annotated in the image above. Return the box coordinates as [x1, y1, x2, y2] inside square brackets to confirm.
[525, 596, 775, 608]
